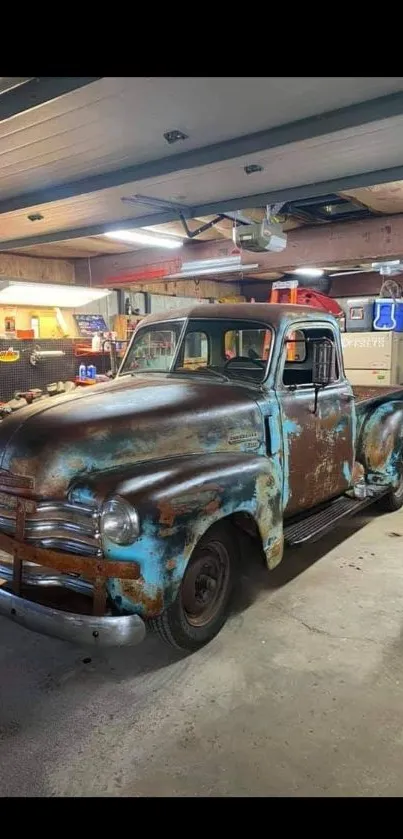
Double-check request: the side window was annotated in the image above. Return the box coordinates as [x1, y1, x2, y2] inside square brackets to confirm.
[282, 326, 339, 387]
[224, 328, 272, 361]
[182, 331, 209, 369]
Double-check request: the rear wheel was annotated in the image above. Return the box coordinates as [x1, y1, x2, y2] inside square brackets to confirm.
[377, 472, 403, 512]
[150, 522, 237, 651]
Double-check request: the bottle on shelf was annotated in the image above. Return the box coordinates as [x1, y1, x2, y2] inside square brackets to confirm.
[86, 364, 97, 380]
[78, 363, 86, 380]
[91, 332, 101, 351]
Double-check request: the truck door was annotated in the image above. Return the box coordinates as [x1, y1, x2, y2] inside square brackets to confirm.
[277, 321, 355, 516]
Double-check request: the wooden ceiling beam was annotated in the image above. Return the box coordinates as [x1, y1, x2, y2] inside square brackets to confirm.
[74, 213, 403, 286]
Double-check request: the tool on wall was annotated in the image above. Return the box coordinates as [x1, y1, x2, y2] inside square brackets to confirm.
[29, 347, 65, 366]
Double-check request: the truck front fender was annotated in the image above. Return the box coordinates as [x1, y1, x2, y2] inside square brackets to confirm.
[357, 399, 403, 488]
[76, 452, 283, 616]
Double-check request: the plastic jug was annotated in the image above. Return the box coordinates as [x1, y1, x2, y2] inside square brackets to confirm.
[373, 299, 396, 331]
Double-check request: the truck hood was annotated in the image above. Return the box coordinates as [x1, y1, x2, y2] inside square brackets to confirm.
[0, 374, 264, 499]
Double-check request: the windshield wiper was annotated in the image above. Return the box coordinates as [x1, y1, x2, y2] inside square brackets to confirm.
[127, 369, 167, 376]
[125, 366, 230, 382]
[197, 367, 229, 382]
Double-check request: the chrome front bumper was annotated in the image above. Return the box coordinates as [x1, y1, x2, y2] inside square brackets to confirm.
[0, 586, 146, 647]
[0, 501, 146, 648]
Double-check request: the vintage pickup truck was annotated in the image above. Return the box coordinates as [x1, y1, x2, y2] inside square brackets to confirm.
[0, 303, 402, 652]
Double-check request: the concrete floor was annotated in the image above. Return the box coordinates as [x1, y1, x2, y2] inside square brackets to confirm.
[1, 507, 403, 796]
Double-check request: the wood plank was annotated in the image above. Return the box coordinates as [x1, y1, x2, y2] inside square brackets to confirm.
[0, 252, 74, 284]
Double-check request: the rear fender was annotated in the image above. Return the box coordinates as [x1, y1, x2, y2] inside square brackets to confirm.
[75, 453, 283, 616]
[356, 399, 403, 488]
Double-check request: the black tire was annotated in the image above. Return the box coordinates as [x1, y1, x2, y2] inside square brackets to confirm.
[377, 473, 403, 512]
[149, 522, 238, 651]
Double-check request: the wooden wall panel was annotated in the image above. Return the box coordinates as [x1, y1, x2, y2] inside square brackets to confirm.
[132, 278, 241, 299]
[1, 253, 75, 284]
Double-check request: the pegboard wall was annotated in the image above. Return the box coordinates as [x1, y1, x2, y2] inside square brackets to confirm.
[0, 339, 111, 402]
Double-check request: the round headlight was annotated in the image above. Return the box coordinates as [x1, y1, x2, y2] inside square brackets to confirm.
[100, 497, 140, 545]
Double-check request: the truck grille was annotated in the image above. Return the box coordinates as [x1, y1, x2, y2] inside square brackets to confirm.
[0, 500, 101, 557]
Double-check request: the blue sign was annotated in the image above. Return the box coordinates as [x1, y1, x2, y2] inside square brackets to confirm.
[74, 313, 108, 337]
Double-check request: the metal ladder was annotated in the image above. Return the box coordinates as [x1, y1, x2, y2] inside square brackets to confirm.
[265, 280, 299, 360]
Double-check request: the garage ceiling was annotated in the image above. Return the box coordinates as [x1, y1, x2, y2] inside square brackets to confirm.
[3, 77, 403, 260]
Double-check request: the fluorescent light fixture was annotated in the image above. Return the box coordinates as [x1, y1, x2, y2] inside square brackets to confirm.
[166, 265, 259, 280]
[293, 267, 324, 279]
[0, 282, 111, 308]
[164, 254, 259, 279]
[104, 229, 183, 249]
[167, 264, 259, 278]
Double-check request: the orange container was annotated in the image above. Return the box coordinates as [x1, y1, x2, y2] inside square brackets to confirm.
[16, 329, 35, 339]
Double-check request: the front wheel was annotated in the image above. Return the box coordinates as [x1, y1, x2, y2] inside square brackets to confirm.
[377, 472, 403, 513]
[149, 522, 237, 651]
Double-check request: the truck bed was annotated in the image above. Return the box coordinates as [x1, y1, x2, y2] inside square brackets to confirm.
[353, 385, 403, 405]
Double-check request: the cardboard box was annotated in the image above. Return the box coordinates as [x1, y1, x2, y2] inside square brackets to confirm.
[341, 331, 403, 371]
[345, 368, 395, 386]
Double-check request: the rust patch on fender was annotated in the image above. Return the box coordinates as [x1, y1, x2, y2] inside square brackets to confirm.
[366, 429, 394, 470]
[267, 535, 284, 570]
[120, 578, 164, 616]
[352, 461, 365, 483]
[158, 501, 176, 527]
[205, 499, 220, 515]
[158, 487, 222, 526]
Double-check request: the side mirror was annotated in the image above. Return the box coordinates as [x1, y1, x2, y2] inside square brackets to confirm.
[312, 339, 335, 388]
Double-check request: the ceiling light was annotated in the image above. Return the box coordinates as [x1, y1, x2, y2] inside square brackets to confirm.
[166, 264, 259, 279]
[181, 256, 243, 272]
[293, 267, 325, 279]
[0, 282, 111, 308]
[163, 129, 188, 145]
[165, 256, 259, 279]
[104, 230, 183, 249]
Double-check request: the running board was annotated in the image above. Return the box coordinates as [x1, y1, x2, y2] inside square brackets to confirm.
[284, 489, 388, 546]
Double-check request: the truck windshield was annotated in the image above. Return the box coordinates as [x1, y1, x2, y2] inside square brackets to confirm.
[120, 318, 273, 383]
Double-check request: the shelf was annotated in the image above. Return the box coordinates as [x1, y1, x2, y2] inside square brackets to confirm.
[74, 346, 110, 357]
[74, 377, 97, 386]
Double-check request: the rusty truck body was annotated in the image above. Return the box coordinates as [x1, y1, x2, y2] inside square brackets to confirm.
[0, 303, 402, 651]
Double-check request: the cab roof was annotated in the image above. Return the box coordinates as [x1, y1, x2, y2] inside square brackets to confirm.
[141, 302, 336, 328]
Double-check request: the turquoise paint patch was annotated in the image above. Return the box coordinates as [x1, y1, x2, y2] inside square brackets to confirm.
[283, 418, 301, 436]
[106, 519, 168, 615]
[282, 417, 302, 507]
[342, 460, 352, 482]
[69, 485, 97, 506]
[335, 417, 348, 433]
